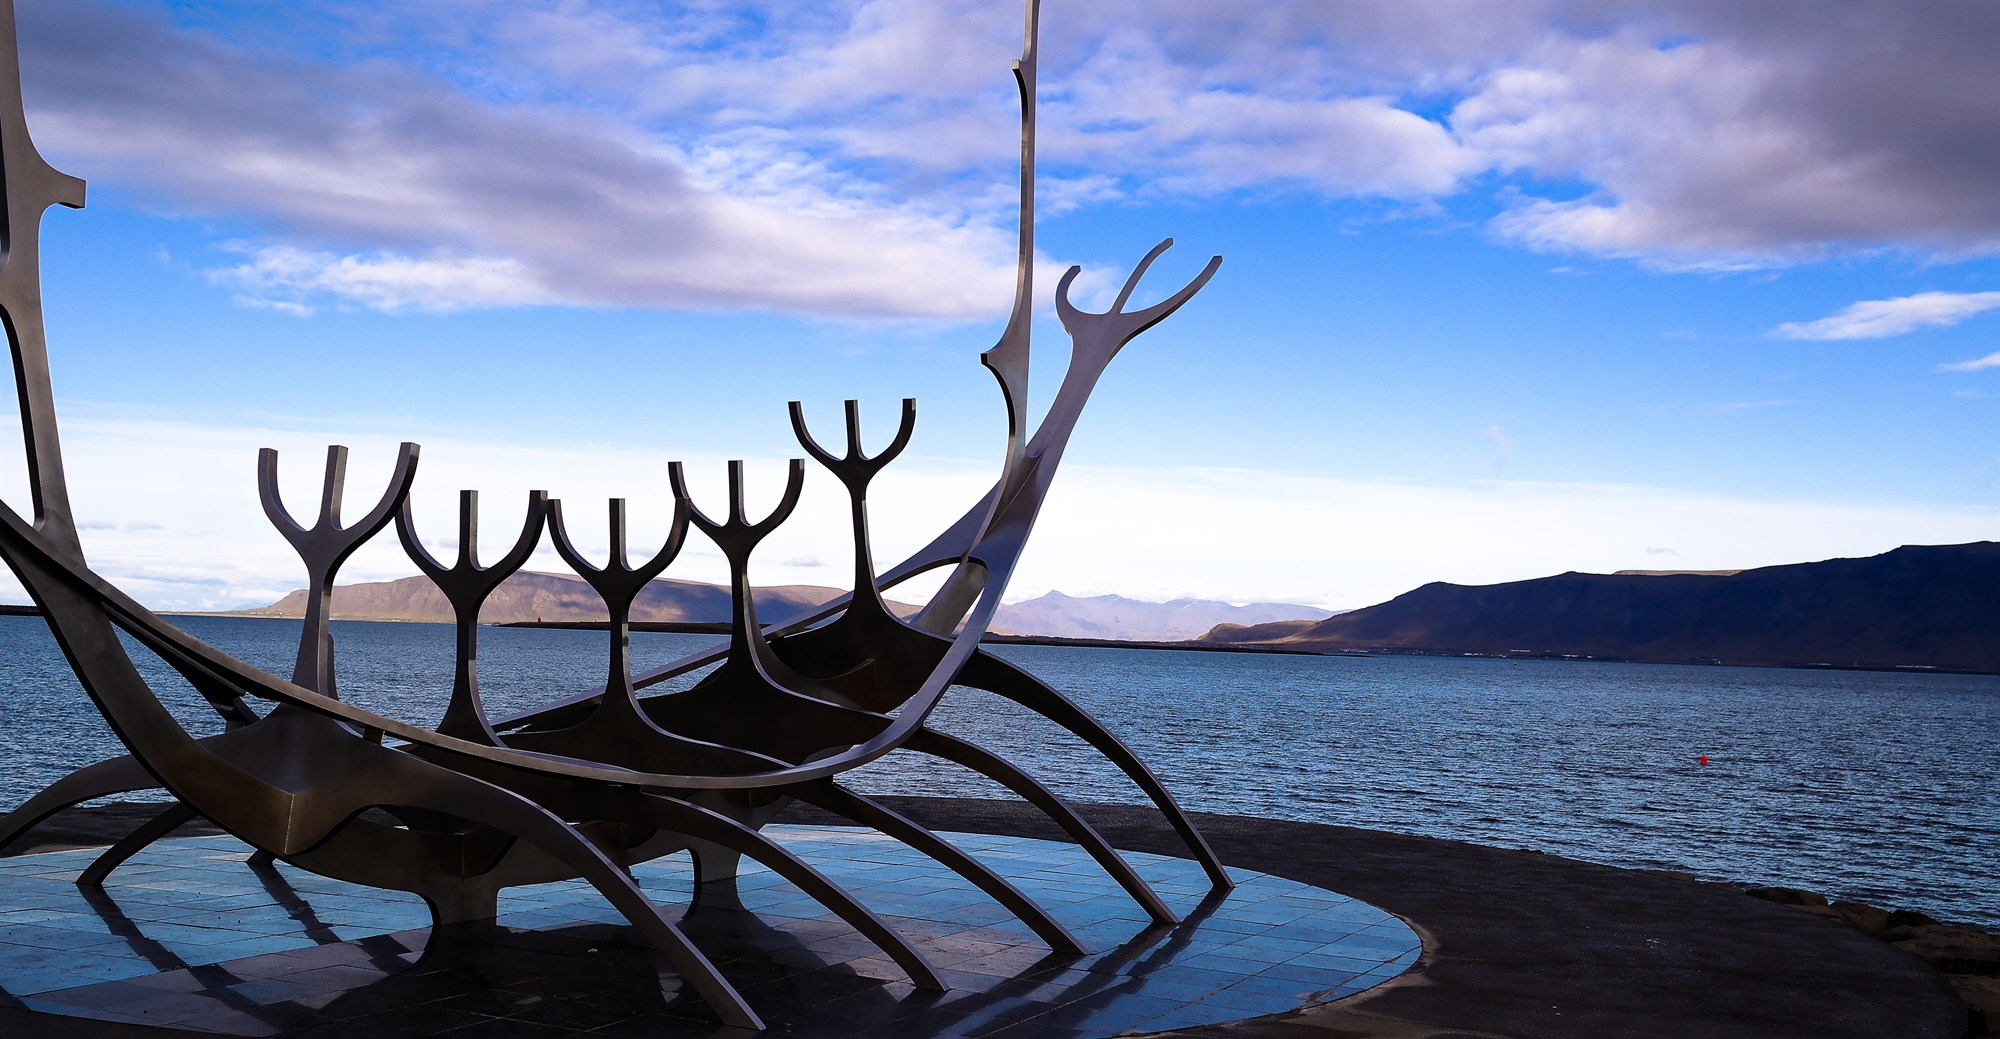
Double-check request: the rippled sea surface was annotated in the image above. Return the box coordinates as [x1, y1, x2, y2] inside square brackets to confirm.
[2, 615, 1995, 929]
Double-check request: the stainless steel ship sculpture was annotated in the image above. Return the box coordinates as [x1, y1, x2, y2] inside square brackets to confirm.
[0, 0, 1224, 1028]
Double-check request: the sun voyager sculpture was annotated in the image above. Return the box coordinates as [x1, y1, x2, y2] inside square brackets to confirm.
[0, 0, 1229, 1029]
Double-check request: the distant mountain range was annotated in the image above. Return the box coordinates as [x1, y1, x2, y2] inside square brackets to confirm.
[223, 544, 1996, 672]
[1203, 542, 2000, 673]
[992, 591, 1337, 642]
[231, 574, 1336, 641]
[235, 571, 851, 627]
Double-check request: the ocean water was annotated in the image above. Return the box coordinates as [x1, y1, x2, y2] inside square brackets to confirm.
[1, 614, 1994, 929]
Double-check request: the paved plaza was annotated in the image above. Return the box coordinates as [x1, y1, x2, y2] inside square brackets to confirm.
[0, 815, 1416, 1038]
[0, 798, 1969, 1039]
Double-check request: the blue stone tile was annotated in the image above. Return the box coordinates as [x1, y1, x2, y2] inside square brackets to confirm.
[1176, 951, 1275, 976]
[1219, 933, 1330, 960]
[1286, 948, 1396, 974]
[1255, 960, 1365, 987]
[1197, 983, 1295, 1014]
[1135, 1003, 1240, 1033]
[1224, 972, 1319, 1000]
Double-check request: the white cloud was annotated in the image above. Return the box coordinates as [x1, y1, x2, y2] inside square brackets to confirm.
[213, 246, 552, 315]
[1, 410, 1989, 615]
[16, 0, 2000, 309]
[1040, 26, 1483, 199]
[1939, 352, 2000, 374]
[230, 296, 316, 319]
[1459, 1, 2000, 266]
[18, 3, 1038, 320]
[1772, 291, 2000, 341]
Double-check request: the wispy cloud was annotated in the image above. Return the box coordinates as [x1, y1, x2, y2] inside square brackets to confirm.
[1772, 291, 2000, 341]
[211, 245, 550, 315]
[16, 0, 2000, 312]
[1939, 351, 2000, 373]
[1458, 4, 2000, 267]
[18, 2, 1039, 320]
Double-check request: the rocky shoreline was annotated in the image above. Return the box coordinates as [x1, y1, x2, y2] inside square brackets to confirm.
[1643, 869, 2000, 1035]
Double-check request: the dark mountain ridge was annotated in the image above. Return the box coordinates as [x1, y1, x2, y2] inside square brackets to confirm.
[1205, 542, 2000, 673]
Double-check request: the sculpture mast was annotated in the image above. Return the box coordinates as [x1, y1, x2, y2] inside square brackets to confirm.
[980, 0, 1038, 473]
[923, 0, 1040, 631]
[0, 0, 87, 558]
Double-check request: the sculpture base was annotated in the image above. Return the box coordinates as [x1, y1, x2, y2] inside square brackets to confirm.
[0, 825, 1419, 1037]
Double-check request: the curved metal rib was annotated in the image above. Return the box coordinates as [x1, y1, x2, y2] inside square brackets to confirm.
[0, 501, 771, 1026]
[625, 793, 945, 991]
[956, 649, 1233, 892]
[906, 727, 1176, 926]
[0, 506, 768, 788]
[24, 628, 266, 879]
[788, 779, 1084, 956]
[0, 0, 87, 555]
[318, 750, 764, 1030]
[8, 557, 764, 1029]
[79, 801, 197, 888]
[0, 753, 157, 853]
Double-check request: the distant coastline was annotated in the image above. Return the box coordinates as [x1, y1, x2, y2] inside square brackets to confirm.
[122, 613, 2000, 675]
[1262, 643, 2000, 677]
[15, 540, 1994, 675]
[496, 620, 1323, 655]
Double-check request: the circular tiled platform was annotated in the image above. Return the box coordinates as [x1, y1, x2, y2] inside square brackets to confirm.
[0, 825, 1419, 1038]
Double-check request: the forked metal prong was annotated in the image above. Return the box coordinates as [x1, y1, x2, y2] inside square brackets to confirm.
[398, 489, 548, 592]
[397, 489, 549, 743]
[545, 496, 685, 590]
[672, 459, 805, 561]
[1055, 239, 1223, 356]
[255, 442, 419, 693]
[789, 398, 917, 488]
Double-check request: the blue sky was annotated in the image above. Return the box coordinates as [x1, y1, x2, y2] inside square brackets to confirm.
[2, 0, 1995, 613]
